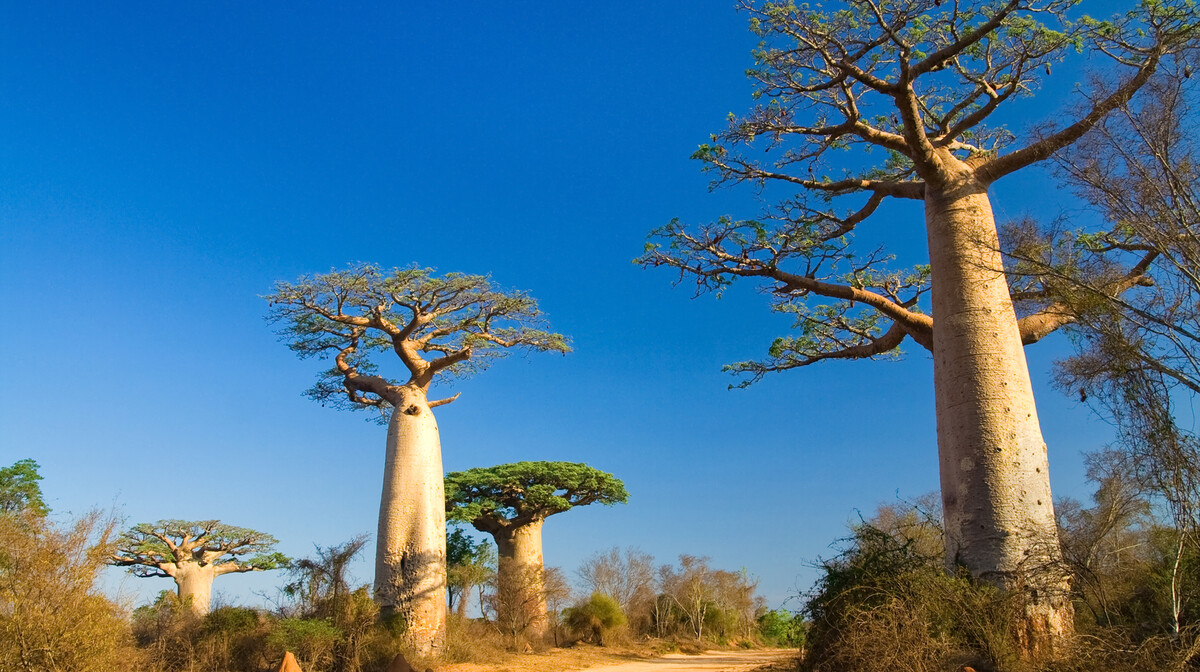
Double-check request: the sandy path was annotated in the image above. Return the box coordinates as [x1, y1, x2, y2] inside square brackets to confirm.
[576, 649, 797, 672]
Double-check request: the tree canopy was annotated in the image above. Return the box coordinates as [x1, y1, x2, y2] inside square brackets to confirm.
[110, 520, 288, 577]
[266, 263, 570, 418]
[445, 462, 628, 530]
[639, 0, 1199, 383]
[446, 528, 495, 613]
[0, 459, 48, 517]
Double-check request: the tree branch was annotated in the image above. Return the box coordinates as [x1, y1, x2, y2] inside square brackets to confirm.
[1019, 302, 1077, 345]
[977, 51, 1163, 184]
[768, 267, 933, 349]
[334, 337, 397, 402]
[428, 392, 461, 408]
[215, 562, 262, 576]
[911, 0, 1022, 77]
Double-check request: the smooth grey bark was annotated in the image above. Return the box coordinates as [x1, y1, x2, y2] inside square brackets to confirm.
[375, 385, 447, 655]
[492, 519, 548, 641]
[926, 175, 1072, 653]
[172, 563, 217, 616]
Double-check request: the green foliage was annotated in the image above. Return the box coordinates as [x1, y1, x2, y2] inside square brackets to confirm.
[203, 605, 262, 636]
[563, 592, 627, 646]
[446, 527, 480, 566]
[446, 528, 495, 614]
[133, 585, 388, 672]
[266, 263, 570, 419]
[757, 609, 806, 648]
[112, 519, 287, 577]
[0, 458, 49, 516]
[445, 461, 628, 526]
[267, 618, 342, 671]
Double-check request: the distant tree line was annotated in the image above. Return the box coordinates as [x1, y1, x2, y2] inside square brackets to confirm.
[0, 459, 801, 672]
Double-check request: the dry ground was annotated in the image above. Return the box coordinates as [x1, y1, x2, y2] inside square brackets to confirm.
[437, 647, 798, 672]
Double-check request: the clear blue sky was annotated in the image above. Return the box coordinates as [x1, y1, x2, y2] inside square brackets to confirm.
[1, 1, 1134, 610]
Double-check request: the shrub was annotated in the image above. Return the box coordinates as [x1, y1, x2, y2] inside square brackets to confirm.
[199, 607, 271, 672]
[267, 617, 341, 671]
[803, 522, 1019, 672]
[564, 592, 627, 646]
[131, 591, 200, 671]
[757, 609, 807, 648]
[0, 509, 143, 672]
[133, 596, 276, 672]
[204, 605, 261, 635]
[439, 613, 510, 663]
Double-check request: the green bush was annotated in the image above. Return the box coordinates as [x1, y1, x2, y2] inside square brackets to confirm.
[563, 592, 627, 646]
[757, 609, 806, 648]
[267, 618, 341, 671]
[198, 607, 271, 672]
[203, 606, 261, 635]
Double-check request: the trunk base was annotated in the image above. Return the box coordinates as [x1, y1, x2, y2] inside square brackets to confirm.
[1011, 575, 1074, 661]
[979, 562, 1074, 661]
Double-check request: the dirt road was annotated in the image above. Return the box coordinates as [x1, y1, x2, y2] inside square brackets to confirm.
[576, 649, 797, 672]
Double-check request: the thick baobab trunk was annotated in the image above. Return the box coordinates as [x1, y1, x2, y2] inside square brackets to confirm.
[925, 175, 1073, 656]
[173, 563, 217, 616]
[375, 385, 447, 655]
[494, 519, 548, 641]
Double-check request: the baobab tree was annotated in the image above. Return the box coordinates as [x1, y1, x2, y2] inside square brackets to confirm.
[639, 0, 1199, 655]
[267, 264, 569, 654]
[110, 520, 287, 615]
[445, 461, 627, 640]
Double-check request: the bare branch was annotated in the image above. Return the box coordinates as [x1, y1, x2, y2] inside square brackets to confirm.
[428, 392, 461, 408]
[978, 51, 1163, 183]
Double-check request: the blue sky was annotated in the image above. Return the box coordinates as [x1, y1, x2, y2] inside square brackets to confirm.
[0, 1, 1140, 610]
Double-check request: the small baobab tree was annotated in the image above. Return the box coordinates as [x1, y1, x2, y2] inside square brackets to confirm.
[445, 461, 628, 641]
[267, 263, 569, 654]
[110, 520, 287, 615]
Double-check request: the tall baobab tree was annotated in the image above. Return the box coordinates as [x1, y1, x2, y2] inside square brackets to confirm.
[267, 264, 569, 654]
[445, 461, 627, 640]
[110, 520, 287, 615]
[639, 0, 1199, 655]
